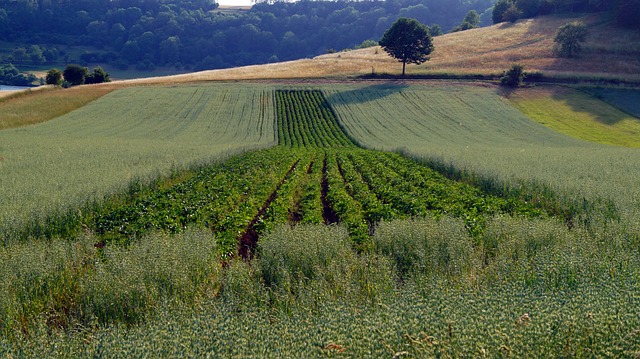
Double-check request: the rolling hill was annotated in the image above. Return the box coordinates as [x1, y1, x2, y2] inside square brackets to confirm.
[109, 14, 640, 85]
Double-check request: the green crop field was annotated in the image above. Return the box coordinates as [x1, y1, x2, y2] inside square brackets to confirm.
[1, 83, 640, 357]
[327, 83, 640, 217]
[509, 87, 640, 148]
[0, 84, 276, 233]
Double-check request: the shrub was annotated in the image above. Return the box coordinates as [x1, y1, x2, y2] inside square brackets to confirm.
[501, 64, 525, 87]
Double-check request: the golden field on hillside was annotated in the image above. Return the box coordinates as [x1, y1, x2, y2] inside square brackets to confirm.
[113, 14, 640, 86]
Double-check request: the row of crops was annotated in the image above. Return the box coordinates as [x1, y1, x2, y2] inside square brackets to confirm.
[275, 90, 354, 148]
[54, 90, 545, 258]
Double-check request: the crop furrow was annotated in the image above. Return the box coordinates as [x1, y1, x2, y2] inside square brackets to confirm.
[238, 158, 302, 260]
[320, 154, 339, 225]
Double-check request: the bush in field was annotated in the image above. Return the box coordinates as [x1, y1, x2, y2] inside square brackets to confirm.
[501, 63, 526, 87]
[503, 4, 523, 23]
[554, 21, 588, 58]
[0, 63, 36, 86]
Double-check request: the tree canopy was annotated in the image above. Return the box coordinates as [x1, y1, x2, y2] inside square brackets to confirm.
[63, 64, 88, 86]
[379, 17, 434, 76]
[45, 68, 63, 86]
[554, 21, 588, 58]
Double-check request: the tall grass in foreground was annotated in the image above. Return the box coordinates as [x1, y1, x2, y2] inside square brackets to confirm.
[0, 230, 220, 340]
[1, 219, 638, 357]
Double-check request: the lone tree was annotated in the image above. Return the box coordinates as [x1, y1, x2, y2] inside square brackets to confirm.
[554, 21, 588, 58]
[379, 18, 434, 77]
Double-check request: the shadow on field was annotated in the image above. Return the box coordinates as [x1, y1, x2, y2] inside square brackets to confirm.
[326, 83, 409, 105]
[550, 87, 638, 125]
[584, 88, 640, 119]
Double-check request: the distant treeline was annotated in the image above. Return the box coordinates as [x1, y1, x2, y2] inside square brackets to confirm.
[492, 0, 640, 27]
[0, 0, 494, 71]
[0, 0, 636, 72]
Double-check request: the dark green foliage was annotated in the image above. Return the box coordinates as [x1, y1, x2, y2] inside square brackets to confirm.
[492, 0, 638, 28]
[379, 18, 434, 76]
[501, 64, 526, 87]
[275, 90, 354, 148]
[452, 10, 480, 32]
[502, 4, 523, 22]
[45, 68, 63, 86]
[430, 24, 443, 36]
[0, 63, 36, 86]
[515, 0, 541, 17]
[63, 64, 88, 86]
[554, 21, 588, 58]
[493, 0, 515, 23]
[84, 66, 111, 84]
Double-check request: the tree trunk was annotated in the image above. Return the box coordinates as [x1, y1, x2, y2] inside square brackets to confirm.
[402, 60, 406, 77]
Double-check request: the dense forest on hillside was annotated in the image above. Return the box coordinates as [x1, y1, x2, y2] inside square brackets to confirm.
[0, 0, 638, 76]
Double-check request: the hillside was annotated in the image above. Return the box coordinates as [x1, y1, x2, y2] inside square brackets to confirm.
[114, 14, 640, 86]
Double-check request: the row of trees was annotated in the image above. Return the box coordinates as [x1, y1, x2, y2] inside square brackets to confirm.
[45, 65, 111, 87]
[0, 0, 494, 71]
[492, 0, 640, 28]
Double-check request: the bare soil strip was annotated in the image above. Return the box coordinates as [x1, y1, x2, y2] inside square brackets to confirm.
[321, 154, 338, 225]
[238, 159, 300, 260]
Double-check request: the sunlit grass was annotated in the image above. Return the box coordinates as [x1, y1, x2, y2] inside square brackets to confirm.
[508, 86, 640, 148]
[0, 85, 114, 130]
